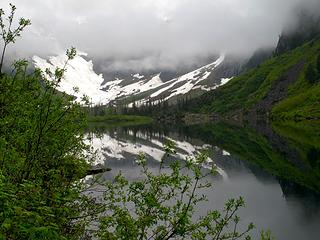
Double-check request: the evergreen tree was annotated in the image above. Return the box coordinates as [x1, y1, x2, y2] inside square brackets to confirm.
[306, 64, 317, 84]
[316, 53, 320, 77]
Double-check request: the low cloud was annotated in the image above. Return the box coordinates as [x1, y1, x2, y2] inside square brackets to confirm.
[1, 0, 319, 72]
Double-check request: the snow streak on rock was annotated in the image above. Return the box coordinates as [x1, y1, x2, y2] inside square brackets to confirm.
[33, 52, 108, 104]
[33, 53, 229, 106]
[149, 55, 225, 101]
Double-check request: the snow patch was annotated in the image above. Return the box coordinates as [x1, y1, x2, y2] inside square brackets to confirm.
[133, 73, 144, 79]
[222, 150, 231, 156]
[33, 52, 228, 107]
[33, 53, 109, 105]
[33, 53, 164, 106]
[221, 77, 232, 85]
[149, 55, 225, 101]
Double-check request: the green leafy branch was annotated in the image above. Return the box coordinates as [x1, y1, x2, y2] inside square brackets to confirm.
[0, 3, 31, 74]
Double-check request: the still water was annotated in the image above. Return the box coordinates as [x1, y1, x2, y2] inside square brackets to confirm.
[87, 121, 320, 240]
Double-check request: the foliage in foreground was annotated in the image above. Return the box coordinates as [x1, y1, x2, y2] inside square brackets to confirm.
[96, 147, 257, 240]
[0, 49, 99, 239]
[0, 3, 31, 74]
[0, 3, 273, 239]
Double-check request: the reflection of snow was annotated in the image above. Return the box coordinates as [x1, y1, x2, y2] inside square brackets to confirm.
[85, 130, 230, 181]
[223, 150, 231, 156]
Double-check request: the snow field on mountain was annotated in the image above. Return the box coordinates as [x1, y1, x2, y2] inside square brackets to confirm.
[34, 52, 229, 106]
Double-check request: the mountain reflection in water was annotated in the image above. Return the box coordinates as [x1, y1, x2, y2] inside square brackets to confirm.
[86, 121, 320, 240]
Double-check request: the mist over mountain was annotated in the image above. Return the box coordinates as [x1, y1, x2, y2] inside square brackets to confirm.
[1, 0, 320, 73]
[93, 54, 222, 82]
[275, 0, 320, 55]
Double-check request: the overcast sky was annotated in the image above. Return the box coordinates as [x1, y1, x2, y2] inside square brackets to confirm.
[1, 0, 319, 72]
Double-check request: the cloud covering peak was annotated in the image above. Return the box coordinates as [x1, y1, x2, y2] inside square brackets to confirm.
[2, 0, 320, 72]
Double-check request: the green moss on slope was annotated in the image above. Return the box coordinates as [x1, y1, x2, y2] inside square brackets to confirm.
[198, 39, 320, 119]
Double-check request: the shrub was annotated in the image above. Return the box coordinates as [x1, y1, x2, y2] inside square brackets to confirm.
[316, 53, 320, 77]
[0, 3, 31, 74]
[305, 64, 317, 84]
[0, 48, 101, 239]
[95, 147, 258, 240]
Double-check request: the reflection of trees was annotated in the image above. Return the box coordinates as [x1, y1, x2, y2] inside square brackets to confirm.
[88, 120, 320, 194]
[88, 120, 320, 224]
[278, 178, 320, 219]
[177, 120, 320, 192]
[308, 147, 320, 170]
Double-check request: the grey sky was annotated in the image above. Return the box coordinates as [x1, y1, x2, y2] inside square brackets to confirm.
[1, 0, 319, 72]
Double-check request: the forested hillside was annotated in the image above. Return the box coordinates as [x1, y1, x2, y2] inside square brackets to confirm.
[181, 38, 320, 120]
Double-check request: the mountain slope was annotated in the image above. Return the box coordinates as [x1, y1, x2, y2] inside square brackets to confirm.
[33, 54, 232, 106]
[275, 9, 320, 56]
[185, 38, 320, 120]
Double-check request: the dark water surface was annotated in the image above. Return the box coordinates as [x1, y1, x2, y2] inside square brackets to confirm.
[88, 121, 320, 240]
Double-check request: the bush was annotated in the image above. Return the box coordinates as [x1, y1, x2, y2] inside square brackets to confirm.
[1, 5, 99, 238]
[96, 147, 257, 240]
[317, 53, 320, 77]
[305, 64, 317, 84]
[0, 49, 100, 239]
[0, 3, 31, 75]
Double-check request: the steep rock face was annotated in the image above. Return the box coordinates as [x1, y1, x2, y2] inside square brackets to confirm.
[209, 56, 244, 80]
[242, 48, 274, 72]
[275, 9, 320, 55]
[247, 60, 305, 118]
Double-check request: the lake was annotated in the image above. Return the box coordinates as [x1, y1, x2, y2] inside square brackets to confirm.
[87, 120, 320, 240]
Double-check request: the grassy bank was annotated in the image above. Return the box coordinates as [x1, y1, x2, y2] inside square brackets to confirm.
[88, 114, 153, 127]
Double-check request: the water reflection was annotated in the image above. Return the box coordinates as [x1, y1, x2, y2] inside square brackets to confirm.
[87, 121, 320, 240]
[87, 128, 228, 180]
